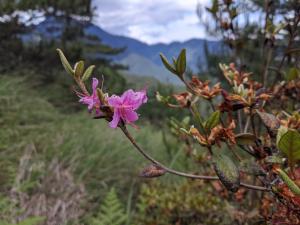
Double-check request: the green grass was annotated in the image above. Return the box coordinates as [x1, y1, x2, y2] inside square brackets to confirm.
[0, 74, 210, 224]
[0, 74, 190, 198]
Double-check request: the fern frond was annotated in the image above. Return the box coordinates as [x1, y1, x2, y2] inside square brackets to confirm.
[91, 187, 127, 225]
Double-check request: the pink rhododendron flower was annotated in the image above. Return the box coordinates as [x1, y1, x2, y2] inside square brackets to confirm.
[108, 89, 147, 128]
[78, 78, 101, 115]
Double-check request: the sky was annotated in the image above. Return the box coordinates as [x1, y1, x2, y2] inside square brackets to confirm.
[92, 0, 211, 44]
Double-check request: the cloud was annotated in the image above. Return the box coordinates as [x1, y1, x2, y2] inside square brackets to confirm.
[92, 0, 210, 44]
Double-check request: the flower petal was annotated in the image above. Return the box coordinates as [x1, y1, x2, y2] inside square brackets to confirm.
[123, 109, 138, 123]
[109, 110, 120, 128]
[138, 89, 148, 104]
[108, 95, 122, 107]
[121, 89, 147, 110]
[92, 78, 99, 91]
[120, 89, 134, 102]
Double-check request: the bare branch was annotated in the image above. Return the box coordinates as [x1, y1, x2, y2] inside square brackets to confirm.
[120, 125, 271, 192]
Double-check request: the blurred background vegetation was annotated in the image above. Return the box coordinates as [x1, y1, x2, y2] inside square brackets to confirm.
[0, 0, 299, 224]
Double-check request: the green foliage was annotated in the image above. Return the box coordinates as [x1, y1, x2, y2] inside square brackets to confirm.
[136, 180, 231, 225]
[1, 0, 127, 112]
[204, 110, 220, 130]
[1, 0, 92, 17]
[57, 48, 74, 76]
[277, 129, 300, 164]
[286, 67, 300, 81]
[89, 188, 127, 225]
[0, 194, 44, 225]
[0, 75, 191, 224]
[0, 82, 145, 221]
[159, 53, 177, 75]
[175, 49, 187, 76]
[159, 48, 187, 79]
[82, 65, 96, 81]
[0, 218, 44, 225]
[0, 76, 58, 190]
[276, 169, 300, 196]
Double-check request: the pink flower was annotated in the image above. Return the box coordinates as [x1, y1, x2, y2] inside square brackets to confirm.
[108, 89, 147, 128]
[78, 78, 101, 115]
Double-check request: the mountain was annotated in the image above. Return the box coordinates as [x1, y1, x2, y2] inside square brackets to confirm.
[26, 16, 225, 84]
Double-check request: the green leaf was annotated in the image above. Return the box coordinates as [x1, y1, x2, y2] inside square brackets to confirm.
[277, 129, 300, 163]
[257, 111, 280, 129]
[180, 128, 190, 135]
[213, 153, 240, 192]
[176, 48, 186, 76]
[191, 104, 206, 134]
[276, 126, 288, 146]
[277, 168, 300, 196]
[286, 67, 300, 81]
[235, 133, 256, 145]
[74, 60, 85, 78]
[205, 110, 220, 130]
[91, 187, 127, 225]
[159, 53, 177, 74]
[56, 48, 74, 76]
[82, 65, 95, 81]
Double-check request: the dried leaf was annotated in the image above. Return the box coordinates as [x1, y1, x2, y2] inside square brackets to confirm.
[235, 133, 256, 145]
[257, 111, 280, 129]
[140, 164, 166, 178]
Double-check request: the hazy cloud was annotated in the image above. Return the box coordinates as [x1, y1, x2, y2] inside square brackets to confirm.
[92, 0, 210, 44]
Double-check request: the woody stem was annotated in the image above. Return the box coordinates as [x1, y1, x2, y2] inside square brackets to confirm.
[120, 125, 271, 192]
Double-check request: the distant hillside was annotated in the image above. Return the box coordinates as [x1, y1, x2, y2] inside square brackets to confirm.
[26, 16, 226, 84]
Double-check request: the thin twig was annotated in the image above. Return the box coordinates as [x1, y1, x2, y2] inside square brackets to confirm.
[250, 108, 257, 137]
[120, 125, 217, 180]
[244, 116, 250, 133]
[120, 125, 271, 192]
[237, 110, 243, 133]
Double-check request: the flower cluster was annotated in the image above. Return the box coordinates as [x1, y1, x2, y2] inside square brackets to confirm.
[189, 76, 221, 100]
[78, 77, 147, 128]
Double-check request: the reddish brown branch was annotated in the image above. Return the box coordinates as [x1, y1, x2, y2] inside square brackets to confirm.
[120, 125, 271, 192]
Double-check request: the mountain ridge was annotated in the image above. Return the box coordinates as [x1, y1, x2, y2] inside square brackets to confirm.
[29, 16, 225, 83]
